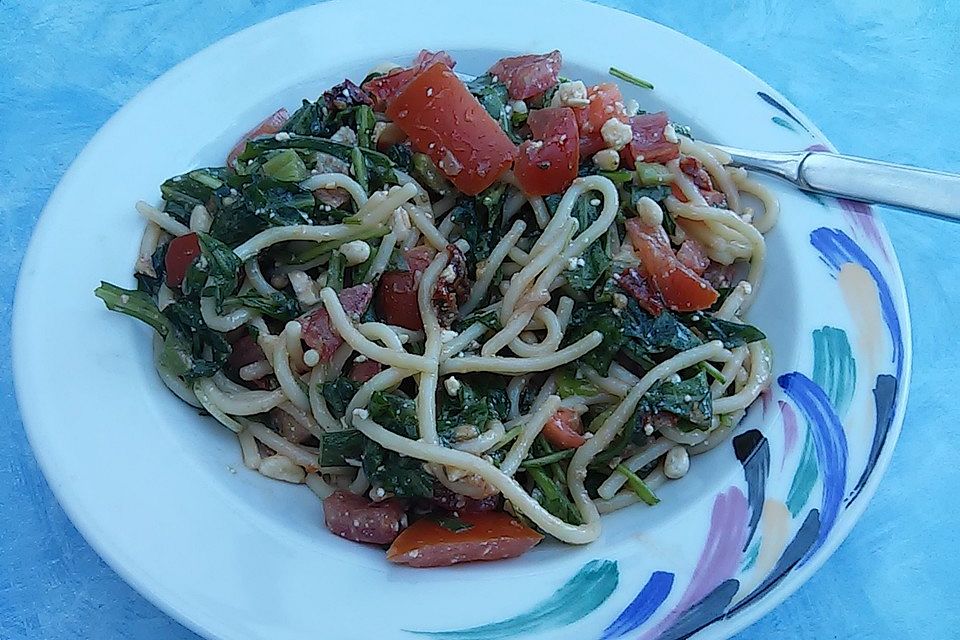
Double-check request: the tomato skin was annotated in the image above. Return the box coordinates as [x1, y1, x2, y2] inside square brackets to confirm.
[541, 408, 586, 449]
[386, 62, 517, 196]
[625, 218, 718, 312]
[376, 271, 423, 331]
[620, 112, 679, 168]
[299, 284, 374, 360]
[363, 50, 455, 111]
[488, 50, 563, 100]
[348, 359, 382, 383]
[386, 511, 543, 567]
[677, 238, 710, 276]
[323, 491, 407, 545]
[515, 107, 580, 196]
[164, 233, 201, 287]
[226, 108, 288, 167]
[403, 245, 435, 273]
[576, 83, 628, 157]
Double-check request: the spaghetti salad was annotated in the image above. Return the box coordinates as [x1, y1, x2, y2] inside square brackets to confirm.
[96, 49, 775, 567]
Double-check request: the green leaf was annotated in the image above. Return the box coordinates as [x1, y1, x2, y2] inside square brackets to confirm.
[321, 378, 361, 418]
[362, 439, 435, 498]
[638, 370, 713, 428]
[564, 302, 623, 375]
[368, 390, 419, 439]
[410, 153, 452, 195]
[456, 308, 502, 333]
[160, 168, 228, 224]
[466, 73, 520, 142]
[319, 429, 366, 467]
[680, 314, 766, 348]
[527, 466, 583, 526]
[94, 282, 170, 336]
[555, 366, 599, 399]
[436, 375, 509, 437]
[548, 194, 610, 293]
[133, 242, 167, 296]
[350, 145, 368, 194]
[621, 301, 702, 355]
[261, 149, 309, 182]
[195, 232, 243, 308]
[160, 298, 232, 380]
[355, 105, 376, 149]
[224, 291, 301, 321]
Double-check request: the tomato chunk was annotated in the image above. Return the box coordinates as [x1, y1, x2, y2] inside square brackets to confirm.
[625, 218, 718, 312]
[164, 232, 201, 287]
[348, 359, 382, 383]
[403, 245, 436, 273]
[363, 50, 456, 111]
[677, 238, 711, 276]
[386, 62, 517, 195]
[620, 112, 679, 168]
[299, 284, 374, 360]
[618, 267, 665, 316]
[515, 107, 579, 196]
[226, 107, 288, 167]
[488, 50, 562, 100]
[323, 491, 407, 545]
[376, 271, 423, 331]
[386, 511, 542, 567]
[541, 408, 586, 449]
[576, 83, 628, 156]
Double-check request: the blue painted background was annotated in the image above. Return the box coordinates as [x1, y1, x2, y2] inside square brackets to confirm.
[1, 1, 957, 638]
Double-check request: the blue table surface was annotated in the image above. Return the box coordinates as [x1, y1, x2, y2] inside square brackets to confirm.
[2, 1, 958, 638]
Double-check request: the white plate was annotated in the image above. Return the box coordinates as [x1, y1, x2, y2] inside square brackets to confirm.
[13, 1, 911, 638]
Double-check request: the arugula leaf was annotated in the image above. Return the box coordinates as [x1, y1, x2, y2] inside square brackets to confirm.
[621, 301, 702, 354]
[456, 308, 502, 333]
[354, 105, 376, 149]
[615, 464, 660, 505]
[282, 99, 327, 137]
[368, 391, 419, 439]
[95, 282, 171, 336]
[160, 298, 232, 379]
[319, 429, 366, 467]
[437, 375, 509, 437]
[362, 439, 435, 498]
[564, 302, 623, 375]
[555, 366, 599, 399]
[451, 184, 507, 271]
[160, 168, 229, 224]
[384, 143, 413, 171]
[547, 194, 610, 293]
[224, 290, 301, 321]
[411, 153, 452, 196]
[134, 243, 167, 296]
[261, 149, 309, 182]
[321, 378, 361, 419]
[194, 232, 242, 308]
[466, 73, 519, 142]
[207, 175, 314, 247]
[527, 466, 583, 526]
[638, 370, 712, 428]
[680, 314, 766, 348]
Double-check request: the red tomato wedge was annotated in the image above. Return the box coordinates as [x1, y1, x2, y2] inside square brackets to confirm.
[226, 108, 288, 167]
[387, 63, 517, 196]
[348, 359, 382, 383]
[376, 271, 423, 331]
[678, 156, 727, 206]
[164, 232, 201, 287]
[386, 511, 543, 567]
[576, 83, 628, 156]
[515, 107, 579, 196]
[299, 284, 374, 361]
[620, 112, 679, 168]
[541, 408, 586, 449]
[488, 50, 562, 100]
[625, 218, 718, 312]
[362, 50, 456, 111]
[677, 238, 711, 276]
[323, 491, 407, 545]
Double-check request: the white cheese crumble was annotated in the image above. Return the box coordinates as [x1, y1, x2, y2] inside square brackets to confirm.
[354, 354, 368, 363]
[510, 99, 528, 115]
[625, 99, 640, 117]
[566, 256, 585, 271]
[663, 123, 679, 144]
[439, 329, 458, 343]
[600, 117, 633, 150]
[592, 148, 620, 171]
[338, 239, 371, 266]
[612, 293, 628, 309]
[589, 198, 601, 206]
[352, 408, 370, 421]
[643, 423, 655, 436]
[552, 80, 590, 108]
[440, 264, 457, 283]
[444, 376, 463, 397]
[274, 131, 291, 142]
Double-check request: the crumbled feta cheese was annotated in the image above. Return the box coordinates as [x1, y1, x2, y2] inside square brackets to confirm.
[119, 294, 130, 304]
[354, 354, 368, 363]
[625, 99, 640, 117]
[664, 446, 690, 479]
[338, 239, 371, 266]
[510, 99, 528, 115]
[683, 394, 692, 402]
[352, 408, 370, 421]
[553, 80, 590, 108]
[589, 198, 601, 206]
[566, 256, 585, 271]
[635, 196, 664, 227]
[426, 87, 434, 97]
[663, 123, 679, 144]
[643, 423, 655, 436]
[331, 126, 357, 145]
[612, 293, 628, 309]
[370, 486, 387, 501]
[274, 131, 291, 142]
[440, 264, 457, 283]
[601, 117, 632, 150]
[444, 376, 463, 396]
[439, 329, 458, 343]
[592, 148, 620, 171]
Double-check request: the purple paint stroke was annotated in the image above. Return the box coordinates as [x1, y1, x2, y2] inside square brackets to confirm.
[804, 144, 891, 263]
[779, 400, 799, 471]
[639, 488, 748, 640]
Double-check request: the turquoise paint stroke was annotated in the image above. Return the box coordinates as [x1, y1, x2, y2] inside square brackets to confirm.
[785, 429, 817, 517]
[742, 539, 761, 571]
[406, 560, 618, 639]
[812, 327, 857, 416]
[771, 116, 798, 132]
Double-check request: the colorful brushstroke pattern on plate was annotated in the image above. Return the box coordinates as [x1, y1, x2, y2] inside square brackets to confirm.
[408, 94, 908, 640]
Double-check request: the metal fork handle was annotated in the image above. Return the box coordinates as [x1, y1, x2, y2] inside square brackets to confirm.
[712, 145, 960, 222]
